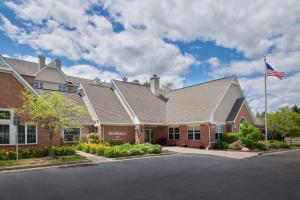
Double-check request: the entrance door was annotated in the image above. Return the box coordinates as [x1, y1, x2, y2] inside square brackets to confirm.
[145, 128, 153, 144]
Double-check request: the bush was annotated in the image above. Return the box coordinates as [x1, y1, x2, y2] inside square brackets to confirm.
[269, 141, 290, 149]
[222, 133, 239, 144]
[0, 146, 75, 160]
[76, 143, 162, 158]
[238, 123, 261, 149]
[213, 140, 229, 149]
[256, 141, 269, 151]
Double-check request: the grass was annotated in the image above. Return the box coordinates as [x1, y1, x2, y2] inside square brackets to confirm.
[0, 154, 88, 168]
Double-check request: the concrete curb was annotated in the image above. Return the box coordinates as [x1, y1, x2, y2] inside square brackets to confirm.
[0, 160, 92, 172]
[113, 152, 177, 160]
[258, 148, 300, 155]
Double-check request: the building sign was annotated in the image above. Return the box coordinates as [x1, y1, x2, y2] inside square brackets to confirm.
[109, 132, 126, 136]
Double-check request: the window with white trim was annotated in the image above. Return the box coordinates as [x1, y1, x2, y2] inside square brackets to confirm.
[215, 125, 224, 140]
[0, 110, 11, 144]
[58, 84, 67, 92]
[188, 125, 200, 140]
[168, 127, 179, 140]
[34, 81, 44, 88]
[17, 124, 37, 144]
[64, 128, 80, 141]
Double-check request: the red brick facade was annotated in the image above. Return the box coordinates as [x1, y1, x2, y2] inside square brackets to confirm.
[226, 103, 255, 133]
[0, 72, 60, 150]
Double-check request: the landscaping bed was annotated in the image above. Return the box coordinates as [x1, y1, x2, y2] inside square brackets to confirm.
[0, 154, 89, 170]
[213, 123, 291, 152]
[76, 143, 162, 158]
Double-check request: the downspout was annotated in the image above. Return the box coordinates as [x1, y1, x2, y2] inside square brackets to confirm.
[206, 123, 211, 151]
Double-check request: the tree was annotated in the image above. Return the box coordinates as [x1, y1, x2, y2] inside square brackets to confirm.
[238, 123, 261, 149]
[132, 79, 140, 84]
[162, 82, 174, 92]
[14, 91, 87, 155]
[291, 105, 300, 114]
[143, 81, 150, 87]
[268, 107, 300, 139]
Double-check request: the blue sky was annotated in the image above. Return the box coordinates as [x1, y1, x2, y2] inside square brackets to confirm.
[0, 0, 299, 112]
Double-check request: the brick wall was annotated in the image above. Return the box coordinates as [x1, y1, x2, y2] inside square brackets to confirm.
[232, 103, 255, 132]
[166, 124, 211, 148]
[0, 72, 60, 150]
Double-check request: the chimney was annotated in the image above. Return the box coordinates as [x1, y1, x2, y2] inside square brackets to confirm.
[150, 74, 160, 96]
[122, 76, 128, 82]
[94, 77, 101, 85]
[38, 55, 45, 70]
[55, 58, 62, 70]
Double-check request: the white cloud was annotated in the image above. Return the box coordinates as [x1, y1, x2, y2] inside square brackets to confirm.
[207, 57, 220, 68]
[62, 64, 120, 82]
[240, 72, 300, 112]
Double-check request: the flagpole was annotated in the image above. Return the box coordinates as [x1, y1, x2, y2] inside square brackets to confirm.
[264, 55, 268, 141]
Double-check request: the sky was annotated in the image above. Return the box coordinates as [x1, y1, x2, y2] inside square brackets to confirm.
[0, 0, 299, 113]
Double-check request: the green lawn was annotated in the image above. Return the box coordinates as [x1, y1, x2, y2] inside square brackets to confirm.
[0, 154, 88, 168]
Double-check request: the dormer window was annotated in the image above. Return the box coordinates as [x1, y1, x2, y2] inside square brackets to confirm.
[34, 81, 44, 89]
[58, 84, 67, 92]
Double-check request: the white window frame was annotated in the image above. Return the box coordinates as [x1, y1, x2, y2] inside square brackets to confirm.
[58, 84, 67, 92]
[0, 108, 13, 145]
[17, 124, 38, 145]
[188, 125, 201, 140]
[168, 127, 179, 140]
[215, 124, 224, 140]
[63, 128, 81, 142]
[34, 81, 44, 89]
[0, 108, 38, 145]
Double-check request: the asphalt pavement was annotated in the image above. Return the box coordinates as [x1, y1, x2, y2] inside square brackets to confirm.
[0, 150, 299, 200]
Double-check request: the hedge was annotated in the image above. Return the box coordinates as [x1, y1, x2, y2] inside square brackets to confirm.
[76, 143, 161, 158]
[0, 146, 75, 160]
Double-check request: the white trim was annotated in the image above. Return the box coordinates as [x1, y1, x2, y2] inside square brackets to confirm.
[79, 83, 100, 125]
[232, 100, 256, 124]
[210, 76, 235, 121]
[111, 80, 140, 124]
[0, 55, 39, 96]
[187, 124, 201, 141]
[168, 126, 180, 140]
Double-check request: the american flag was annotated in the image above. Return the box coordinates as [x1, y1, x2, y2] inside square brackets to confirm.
[266, 63, 284, 80]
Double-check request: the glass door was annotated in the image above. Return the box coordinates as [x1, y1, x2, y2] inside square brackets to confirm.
[145, 128, 153, 144]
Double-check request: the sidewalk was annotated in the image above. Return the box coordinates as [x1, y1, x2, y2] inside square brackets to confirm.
[76, 151, 112, 163]
[162, 147, 258, 159]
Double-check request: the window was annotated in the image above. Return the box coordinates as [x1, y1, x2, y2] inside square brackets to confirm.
[16, 125, 37, 144]
[215, 125, 224, 140]
[168, 127, 179, 140]
[17, 125, 26, 144]
[58, 84, 67, 92]
[64, 128, 80, 141]
[0, 110, 11, 120]
[0, 125, 10, 144]
[188, 125, 200, 140]
[34, 81, 44, 88]
[27, 125, 37, 144]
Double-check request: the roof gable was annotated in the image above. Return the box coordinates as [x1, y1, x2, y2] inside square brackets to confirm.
[35, 67, 70, 83]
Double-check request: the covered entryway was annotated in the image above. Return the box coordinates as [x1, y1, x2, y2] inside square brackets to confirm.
[145, 128, 154, 144]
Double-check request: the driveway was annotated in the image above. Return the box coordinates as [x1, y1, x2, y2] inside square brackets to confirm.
[0, 150, 299, 200]
[162, 146, 258, 159]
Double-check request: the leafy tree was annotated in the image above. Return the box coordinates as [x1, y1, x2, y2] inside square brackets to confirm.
[143, 81, 150, 87]
[132, 79, 140, 84]
[268, 107, 300, 139]
[238, 123, 261, 149]
[162, 82, 174, 92]
[291, 105, 300, 114]
[14, 91, 87, 155]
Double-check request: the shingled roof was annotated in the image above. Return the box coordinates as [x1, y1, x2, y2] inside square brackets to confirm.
[3, 57, 39, 76]
[226, 98, 245, 122]
[113, 80, 166, 124]
[166, 76, 234, 123]
[71, 77, 133, 124]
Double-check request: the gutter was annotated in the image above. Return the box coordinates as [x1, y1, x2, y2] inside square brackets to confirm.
[206, 123, 211, 151]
